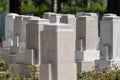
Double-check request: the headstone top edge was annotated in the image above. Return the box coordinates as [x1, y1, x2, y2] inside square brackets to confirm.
[28, 18, 49, 24]
[61, 14, 75, 18]
[102, 16, 120, 21]
[104, 13, 117, 16]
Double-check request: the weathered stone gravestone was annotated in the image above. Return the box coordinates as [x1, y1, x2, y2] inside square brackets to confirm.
[5, 13, 19, 40]
[76, 13, 100, 71]
[26, 18, 49, 65]
[3, 13, 19, 48]
[40, 23, 76, 80]
[96, 14, 120, 70]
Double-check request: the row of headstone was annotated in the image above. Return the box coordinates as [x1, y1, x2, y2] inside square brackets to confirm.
[1, 12, 120, 80]
[1, 13, 77, 80]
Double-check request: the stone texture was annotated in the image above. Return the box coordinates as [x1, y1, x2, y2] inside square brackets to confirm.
[5, 13, 18, 40]
[13, 36, 19, 47]
[9, 55, 16, 64]
[76, 15, 99, 50]
[49, 14, 62, 23]
[95, 59, 120, 71]
[40, 23, 76, 80]
[16, 53, 25, 64]
[100, 14, 120, 60]
[26, 18, 49, 64]
[10, 46, 19, 54]
[96, 14, 120, 70]
[77, 61, 95, 72]
[76, 50, 100, 61]
[41, 23, 75, 63]
[76, 13, 100, 71]
[2, 39, 13, 48]
[60, 14, 76, 26]
[25, 49, 34, 65]
[40, 64, 52, 80]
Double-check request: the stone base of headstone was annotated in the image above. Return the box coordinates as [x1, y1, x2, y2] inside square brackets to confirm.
[40, 63, 52, 80]
[40, 63, 76, 80]
[25, 49, 34, 65]
[95, 59, 120, 71]
[16, 53, 25, 64]
[77, 61, 95, 72]
[9, 55, 16, 64]
[9, 64, 40, 77]
[76, 50, 100, 61]
[10, 46, 19, 54]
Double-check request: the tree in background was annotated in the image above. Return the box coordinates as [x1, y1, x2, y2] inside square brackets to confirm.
[0, 0, 9, 12]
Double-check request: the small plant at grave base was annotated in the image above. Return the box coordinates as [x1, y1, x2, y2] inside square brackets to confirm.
[28, 65, 39, 80]
[77, 62, 120, 80]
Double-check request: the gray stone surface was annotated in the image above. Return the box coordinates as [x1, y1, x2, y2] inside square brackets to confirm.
[77, 61, 95, 72]
[5, 13, 18, 40]
[76, 15, 99, 50]
[41, 23, 75, 63]
[100, 14, 120, 60]
[95, 59, 120, 71]
[10, 46, 19, 54]
[96, 14, 120, 70]
[40, 64, 52, 80]
[49, 14, 62, 23]
[60, 14, 76, 26]
[40, 23, 76, 80]
[25, 49, 34, 65]
[13, 36, 19, 47]
[26, 18, 49, 64]
[16, 53, 25, 64]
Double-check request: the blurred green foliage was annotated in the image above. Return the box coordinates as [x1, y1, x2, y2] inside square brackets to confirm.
[0, 0, 108, 15]
[0, 0, 9, 12]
